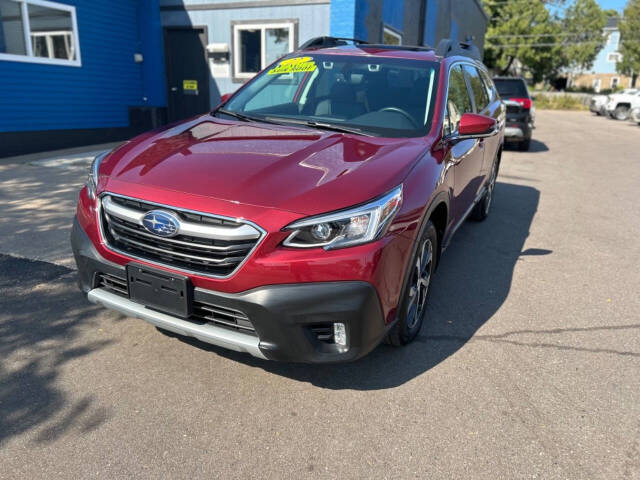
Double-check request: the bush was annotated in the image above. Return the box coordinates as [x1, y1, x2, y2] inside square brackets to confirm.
[534, 94, 589, 110]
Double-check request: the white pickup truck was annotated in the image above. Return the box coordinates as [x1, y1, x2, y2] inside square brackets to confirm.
[590, 89, 636, 115]
[605, 89, 640, 120]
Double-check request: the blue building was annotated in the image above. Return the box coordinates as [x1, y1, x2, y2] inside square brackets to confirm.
[570, 17, 632, 93]
[0, 0, 487, 157]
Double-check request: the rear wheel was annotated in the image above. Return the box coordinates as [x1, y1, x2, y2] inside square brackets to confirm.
[614, 105, 630, 121]
[471, 159, 498, 221]
[387, 220, 438, 346]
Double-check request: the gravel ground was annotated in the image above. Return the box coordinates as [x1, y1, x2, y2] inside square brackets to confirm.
[0, 111, 638, 479]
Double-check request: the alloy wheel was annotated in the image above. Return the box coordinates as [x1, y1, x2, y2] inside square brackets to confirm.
[484, 163, 498, 216]
[406, 237, 433, 330]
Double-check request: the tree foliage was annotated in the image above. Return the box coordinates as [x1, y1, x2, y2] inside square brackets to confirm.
[482, 0, 564, 83]
[562, 0, 607, 71]
[618, 0, 640, 85]
[482, 0, 606, 81]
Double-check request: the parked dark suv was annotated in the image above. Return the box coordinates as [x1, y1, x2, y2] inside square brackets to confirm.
[72, 37, 504, 363]
[493, 77, 534, 151]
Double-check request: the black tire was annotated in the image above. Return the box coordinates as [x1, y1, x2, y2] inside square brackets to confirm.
[614, 105, 630, 121]
[518, 138, 531, 151]
[471, 158, 498, 221]
[386, 220, 438, 346]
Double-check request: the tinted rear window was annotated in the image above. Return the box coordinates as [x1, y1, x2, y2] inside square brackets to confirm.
[494, 79, 529, 99]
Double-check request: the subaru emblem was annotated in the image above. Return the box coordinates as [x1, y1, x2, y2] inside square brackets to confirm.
[142, 210, 180, 237]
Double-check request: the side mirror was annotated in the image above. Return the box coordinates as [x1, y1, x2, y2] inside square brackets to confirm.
[456, 113, 498, 139]
[219, 92, 232, 104]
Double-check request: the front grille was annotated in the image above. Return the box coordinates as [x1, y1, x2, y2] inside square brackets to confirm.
[96, 272, 129, 297]
[100, 194, 263, 277]
[94, 271, 256, 335]
[191, 300, 256, 335]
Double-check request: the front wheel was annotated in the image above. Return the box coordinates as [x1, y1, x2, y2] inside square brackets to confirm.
[386, 221, 438, 346]
[614, 105, 630, 121]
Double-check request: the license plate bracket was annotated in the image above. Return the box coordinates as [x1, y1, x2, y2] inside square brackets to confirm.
[126, 263, 192, 318]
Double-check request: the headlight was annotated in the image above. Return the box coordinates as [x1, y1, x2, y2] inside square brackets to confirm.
[86, 151, 109, 200]
[283, 185, 403, 249]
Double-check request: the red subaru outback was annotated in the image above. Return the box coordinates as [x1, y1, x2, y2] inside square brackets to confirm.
[71, 38, 504, 363]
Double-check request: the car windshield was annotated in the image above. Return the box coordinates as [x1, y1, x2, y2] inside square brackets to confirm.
[220, 54, 440, 138]
[494, 79, 529, 99]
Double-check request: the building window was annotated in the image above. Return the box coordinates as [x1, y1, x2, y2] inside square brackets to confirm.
[383, 26, 402, 45]
[611, 77, 620, 90]
[0, 0, 80, 66]
[607, 52, 622, 63]
[609, 32, 619, 48]
[232, 20, 296, 81]
[592, 78, 601, 93]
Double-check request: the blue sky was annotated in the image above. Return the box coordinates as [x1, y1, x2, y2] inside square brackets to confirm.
[596, 0, 627, 13]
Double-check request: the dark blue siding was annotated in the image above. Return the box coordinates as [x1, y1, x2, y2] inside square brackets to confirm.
[0, 0, 167, 133]
[382, 0, 404, 32]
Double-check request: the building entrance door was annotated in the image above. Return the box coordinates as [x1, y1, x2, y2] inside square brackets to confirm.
[164, 27, 210, 122]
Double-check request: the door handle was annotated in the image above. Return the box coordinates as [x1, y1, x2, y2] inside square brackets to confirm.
[171, 87, 178, 92]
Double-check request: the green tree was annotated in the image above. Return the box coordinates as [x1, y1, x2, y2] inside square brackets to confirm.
[482, 0, 564, 83]
[618, 0, 640, 87]
[562, 0, 607, 71]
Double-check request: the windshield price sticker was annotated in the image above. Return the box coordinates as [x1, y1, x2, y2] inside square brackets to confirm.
[268, 57, 317, 75]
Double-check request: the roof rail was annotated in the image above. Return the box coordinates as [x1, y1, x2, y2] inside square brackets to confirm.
[434, 39, 482, 61]
[361, 44, 433, 52]
[299, 36, 369, 50]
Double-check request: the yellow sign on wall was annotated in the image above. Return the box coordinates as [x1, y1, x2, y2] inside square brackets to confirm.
[183, 80, 198, 91]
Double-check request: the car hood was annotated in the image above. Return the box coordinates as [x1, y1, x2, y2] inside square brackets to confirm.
[100, 116, 428, 216]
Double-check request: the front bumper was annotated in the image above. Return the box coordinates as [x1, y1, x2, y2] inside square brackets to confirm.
[590, 103, 603, 113]
[72, 218, 388, 363]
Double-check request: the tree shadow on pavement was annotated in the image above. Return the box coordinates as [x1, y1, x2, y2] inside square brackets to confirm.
[0, 160, 89, 267]
[0, 255, 112, 446]
[175, 181, 544, 390]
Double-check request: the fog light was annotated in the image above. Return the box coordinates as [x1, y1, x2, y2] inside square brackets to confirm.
[333, 322, 347, 346]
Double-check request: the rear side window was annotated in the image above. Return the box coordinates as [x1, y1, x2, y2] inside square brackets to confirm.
[463, 65, 490, 112]
[494, 79, 529, 99]
[444, 65, 473, 136]
[479, 69, 497, 103]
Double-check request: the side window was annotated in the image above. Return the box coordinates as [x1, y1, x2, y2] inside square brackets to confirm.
[444, 65, 472, 135]
[463, 65, 490, 112]
[479, 69, 497, 103]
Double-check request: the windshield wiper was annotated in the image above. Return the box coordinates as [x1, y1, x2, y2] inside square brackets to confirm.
[214, 109, 286, 127]
[264, 117, 373, 137]
[214, 109, 258, 122]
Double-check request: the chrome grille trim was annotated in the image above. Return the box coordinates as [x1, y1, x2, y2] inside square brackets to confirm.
[98, 192, 266, 279]
[102, 220, 255, 252]
[102, 196, 261, 241]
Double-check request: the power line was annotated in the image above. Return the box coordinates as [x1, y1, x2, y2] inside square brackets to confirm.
[487, 41, 602, 47]
[487, 32, 601, 38]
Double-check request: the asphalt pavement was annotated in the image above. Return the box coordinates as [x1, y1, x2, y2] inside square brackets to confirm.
[0, 111, 638, 479]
